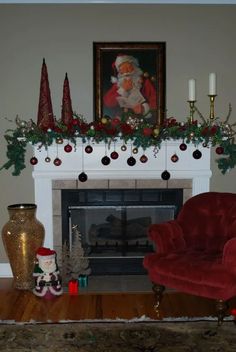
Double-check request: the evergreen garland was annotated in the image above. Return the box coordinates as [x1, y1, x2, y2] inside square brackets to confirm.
[0, 112, 235, 176]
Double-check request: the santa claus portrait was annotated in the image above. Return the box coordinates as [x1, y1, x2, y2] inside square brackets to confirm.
[94, 42, 166, 125]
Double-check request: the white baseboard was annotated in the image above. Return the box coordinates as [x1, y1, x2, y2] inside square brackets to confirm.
[0, 263, 13, 277]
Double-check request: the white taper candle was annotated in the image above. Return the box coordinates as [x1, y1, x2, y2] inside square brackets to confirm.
[188, 79, 196, 101]
[209, 73, 217, 95]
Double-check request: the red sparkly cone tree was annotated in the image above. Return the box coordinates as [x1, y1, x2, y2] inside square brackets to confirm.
[61, 73, 73, 126]
[37, 58, 55, 130]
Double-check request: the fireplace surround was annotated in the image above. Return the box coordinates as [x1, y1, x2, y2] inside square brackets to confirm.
[1, 140, 212, 277]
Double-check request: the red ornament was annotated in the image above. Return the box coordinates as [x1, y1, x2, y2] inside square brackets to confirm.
[53, 157, 62, 166]
[30, 157, 38, 165]
[179, 143, 187, 151]
[37, 59, 55, 130]
[216, 146, 224, 155]
[85, 145, 93, 154]
[143, 127, 153, 136]
[110, 151, 119, 160]
[140, 154, 148, 163]
[64, 144, 73, 153]
[171, 154, 179, 163]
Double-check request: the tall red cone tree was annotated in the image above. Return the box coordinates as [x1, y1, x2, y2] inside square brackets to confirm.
[37, 58, 55, 130]
[61, 73, 73, 126]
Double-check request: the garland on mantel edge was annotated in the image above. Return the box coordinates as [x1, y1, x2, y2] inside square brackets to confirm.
[1, 110, 236, 176]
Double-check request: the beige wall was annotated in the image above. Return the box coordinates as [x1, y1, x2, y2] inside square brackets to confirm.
[0, 4, 236, 262]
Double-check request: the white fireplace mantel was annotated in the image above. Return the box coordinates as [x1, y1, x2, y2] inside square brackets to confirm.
[1, 140, 212, 277]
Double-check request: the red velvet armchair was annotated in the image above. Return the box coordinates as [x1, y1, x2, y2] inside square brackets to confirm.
[143, 192, 236, 324]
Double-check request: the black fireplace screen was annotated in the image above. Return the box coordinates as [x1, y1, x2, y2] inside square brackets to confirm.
[62, 189, 183, 275]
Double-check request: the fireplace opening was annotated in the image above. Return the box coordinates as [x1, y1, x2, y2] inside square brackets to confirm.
[61, 188, 183, 275]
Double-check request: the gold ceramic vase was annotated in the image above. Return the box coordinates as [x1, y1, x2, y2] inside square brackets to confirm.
[2, 204, 45, 290]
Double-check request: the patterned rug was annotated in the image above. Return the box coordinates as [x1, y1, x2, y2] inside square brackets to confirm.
[0, 321, 235, 351]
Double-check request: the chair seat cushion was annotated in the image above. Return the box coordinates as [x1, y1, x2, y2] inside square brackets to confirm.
[143, 251, 236, 301]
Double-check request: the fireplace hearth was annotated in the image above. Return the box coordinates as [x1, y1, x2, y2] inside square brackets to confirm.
[62, 188, 183, 275]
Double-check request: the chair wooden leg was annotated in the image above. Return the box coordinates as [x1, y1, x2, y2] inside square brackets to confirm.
[215, 299, 228, 326]
[152, 283, 165, 318]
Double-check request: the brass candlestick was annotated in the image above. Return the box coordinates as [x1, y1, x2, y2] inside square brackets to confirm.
[208, 94, 217, 120]
[188, 100, 196, 123]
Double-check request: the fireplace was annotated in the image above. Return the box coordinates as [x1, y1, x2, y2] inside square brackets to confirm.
[1, 140, 212, 277]
[61, 188, 183, 275]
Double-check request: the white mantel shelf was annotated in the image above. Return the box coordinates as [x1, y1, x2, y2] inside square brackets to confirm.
[1, 140, 212, 277]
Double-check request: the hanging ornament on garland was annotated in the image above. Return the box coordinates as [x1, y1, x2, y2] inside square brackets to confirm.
[85, 145, 93, 154]
[179, 143, 187, 151]
[127, 156, 136, 166]
[216, 146, 224, 155]
[132, 147, 138, 154]
[78, 143, 88, 182]
[30, 156, 38, 165]
[78, 172, 88, 182]
[64, 143, 73, 153]
[101, 156, 111, 165]
[161, 170, 171, 180]
[192, 149, 202, 159]
[56, 137, 63, 144]
[53, 157, 62, 166]
[101, 143, 111, 165]
[140, 154, 148, 163]
[110, 151, 119, 160]
[121, 145, 127, 152]
[45, 156, 51, 163]
[171, 154, 179, 163]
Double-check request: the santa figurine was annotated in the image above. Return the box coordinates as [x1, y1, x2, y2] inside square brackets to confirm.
[33, 247, 63, 299]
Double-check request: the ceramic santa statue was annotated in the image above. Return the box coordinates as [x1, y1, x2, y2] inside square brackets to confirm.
[33, 247, 63, 299]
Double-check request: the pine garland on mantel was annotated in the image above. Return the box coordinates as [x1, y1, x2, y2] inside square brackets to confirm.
[1, 110, 236, 176]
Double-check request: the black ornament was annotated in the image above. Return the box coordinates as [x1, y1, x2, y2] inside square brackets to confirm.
[121, 145, 127, 151]
[161, 170, 171, 180]
[179, 143, 187, 151]
[85, 145, 93, 154]
[78, 172, 88, 182]
[101, 156, 111, 165]
[127, 156, 136, 166]
[192, 149, 202, 159]
[110, 151, 119, 160]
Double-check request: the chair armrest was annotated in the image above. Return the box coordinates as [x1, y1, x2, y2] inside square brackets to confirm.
[223, 238, 236, 272]
[148, 220, 186, 254]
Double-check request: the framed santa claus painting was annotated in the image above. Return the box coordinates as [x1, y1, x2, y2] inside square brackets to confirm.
[93, 42, 166, 126]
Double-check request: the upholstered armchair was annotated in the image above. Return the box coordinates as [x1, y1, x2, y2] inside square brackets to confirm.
[143, 192, 236, 324]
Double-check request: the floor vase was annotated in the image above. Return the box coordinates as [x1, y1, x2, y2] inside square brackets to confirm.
[2, 204, 45, 290]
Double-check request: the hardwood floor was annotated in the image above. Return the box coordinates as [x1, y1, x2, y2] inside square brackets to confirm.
[0, 279, 236, 323]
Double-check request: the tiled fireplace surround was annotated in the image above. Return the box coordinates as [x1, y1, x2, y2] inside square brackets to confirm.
[1, 140, 212, 277]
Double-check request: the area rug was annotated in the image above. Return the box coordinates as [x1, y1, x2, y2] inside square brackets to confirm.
[0, 321, 236, 352]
